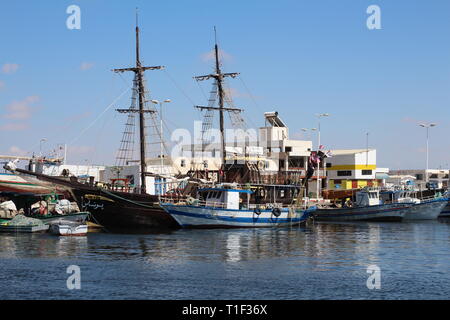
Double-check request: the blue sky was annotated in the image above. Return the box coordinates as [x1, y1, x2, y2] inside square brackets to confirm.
[1, 0, 450, 169]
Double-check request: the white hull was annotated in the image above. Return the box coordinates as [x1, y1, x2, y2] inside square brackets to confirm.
[162, 204, 314, 228]
[49, 223, 88, 236]
[403, 199, 448, 220]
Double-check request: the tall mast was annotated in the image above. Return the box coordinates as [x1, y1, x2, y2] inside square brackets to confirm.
[214, 28, 226, 170]
[114, 10, 164, 194]
[194, 27, 240, 179]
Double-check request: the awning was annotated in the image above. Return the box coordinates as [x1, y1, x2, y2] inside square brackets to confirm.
[375, 173, 389, 180]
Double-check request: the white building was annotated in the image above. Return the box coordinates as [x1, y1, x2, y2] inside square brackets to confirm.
[326, 149, 380, 190]
[389, 169, 449, 190]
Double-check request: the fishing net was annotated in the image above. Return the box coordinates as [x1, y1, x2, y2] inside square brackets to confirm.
[6, 215, 44, 226]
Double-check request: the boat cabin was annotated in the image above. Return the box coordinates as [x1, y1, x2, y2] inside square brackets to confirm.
[380, 190, 420, 204]
[197, 188, 253, 210]
[354, 189, 381, 207]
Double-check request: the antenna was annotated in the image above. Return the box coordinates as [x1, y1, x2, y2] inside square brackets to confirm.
[136, 7, 139, 28]
[214, 26, 217, 46]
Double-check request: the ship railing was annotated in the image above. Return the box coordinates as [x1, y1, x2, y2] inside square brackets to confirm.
[159, 196, 228, 209]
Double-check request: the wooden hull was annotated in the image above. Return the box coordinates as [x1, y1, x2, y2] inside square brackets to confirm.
[0, 173, 67, 194]
[72, 188, 179, 230]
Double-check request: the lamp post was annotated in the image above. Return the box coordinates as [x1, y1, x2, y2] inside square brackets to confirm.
[39, 138, 47, 157]
[419, 122, 436, 182]
[151, 99, 171, 174]
[316, 113, 330, 202]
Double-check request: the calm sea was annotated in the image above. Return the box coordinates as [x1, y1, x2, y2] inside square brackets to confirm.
[1, 219, 449, 300]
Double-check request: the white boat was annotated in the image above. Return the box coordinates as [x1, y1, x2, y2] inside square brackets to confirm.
[381, 189, 448, 220]
[315, 189, 412, 222]
[49, 223, 88, 236]
[161, 187, 315, 228]
[403, 198, 448, 220]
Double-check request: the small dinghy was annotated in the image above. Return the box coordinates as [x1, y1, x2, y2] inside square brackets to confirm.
[49, 223, 88, 236]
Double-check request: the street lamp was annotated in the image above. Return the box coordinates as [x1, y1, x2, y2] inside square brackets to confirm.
[315, 113, 330, 201]
[151, 99, 171, 173]
[419, 122, 437, 182]
[301, 128, 317, 138]
[39, 138, 47, 157]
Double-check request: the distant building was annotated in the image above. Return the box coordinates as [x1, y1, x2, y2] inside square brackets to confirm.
[326, 149, 384, 190]
[389, 169, 449, 190]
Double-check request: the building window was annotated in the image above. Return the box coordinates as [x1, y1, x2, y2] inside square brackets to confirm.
[362, 170, 372, 175]
[416, 174, 424, 180]
[285, 147, 292, 152]
[337, 171, 352, 177]
[326, 163, 332, 168]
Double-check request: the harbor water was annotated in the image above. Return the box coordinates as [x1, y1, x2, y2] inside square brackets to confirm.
[1, 219, 449, 300]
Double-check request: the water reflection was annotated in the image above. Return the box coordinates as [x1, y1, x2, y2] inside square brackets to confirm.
[0, 220, 449, 271]
[0, 233, 88, 259]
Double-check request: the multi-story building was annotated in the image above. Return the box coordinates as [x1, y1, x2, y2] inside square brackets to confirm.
[326, 149, 381, 190]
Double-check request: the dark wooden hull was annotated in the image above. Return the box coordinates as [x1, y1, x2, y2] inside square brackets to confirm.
[71, 187, 180, 230]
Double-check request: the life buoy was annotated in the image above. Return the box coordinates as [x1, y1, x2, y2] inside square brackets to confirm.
[257, 160, 265, 170]
[254, 208, 261, 215]
[272, 207, 281, 217]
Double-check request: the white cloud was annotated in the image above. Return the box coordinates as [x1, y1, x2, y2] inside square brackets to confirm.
[80, 62, 94, 71]
[2, 63, 19, 74]
[8, 146, 28, 156]
[0, 123, 29, 131]
[3, 96, 39, 120]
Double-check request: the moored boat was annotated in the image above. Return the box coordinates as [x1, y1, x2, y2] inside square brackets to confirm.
[49, 223, 88, 236]
[380, 189, 448, 220]
[161, 186, 315, 228]
[314, 189, 412, 222]
[402, 198, 448, 220]
[0, 215, 49, 233]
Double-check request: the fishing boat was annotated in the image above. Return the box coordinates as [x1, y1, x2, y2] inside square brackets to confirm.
[314, 188, 412, 222]
[49, 222, 88, 236]
[380, 189, 448, 220]
[0, 215, 49, 233]
[161, 185, 315, 228]
[403, 197, 449, 220]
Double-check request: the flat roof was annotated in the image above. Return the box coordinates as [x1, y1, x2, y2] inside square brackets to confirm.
[198, 188, 253, 194]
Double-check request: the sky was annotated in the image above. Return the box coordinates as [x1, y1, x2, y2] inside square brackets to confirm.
[1, 0, 450, 170]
